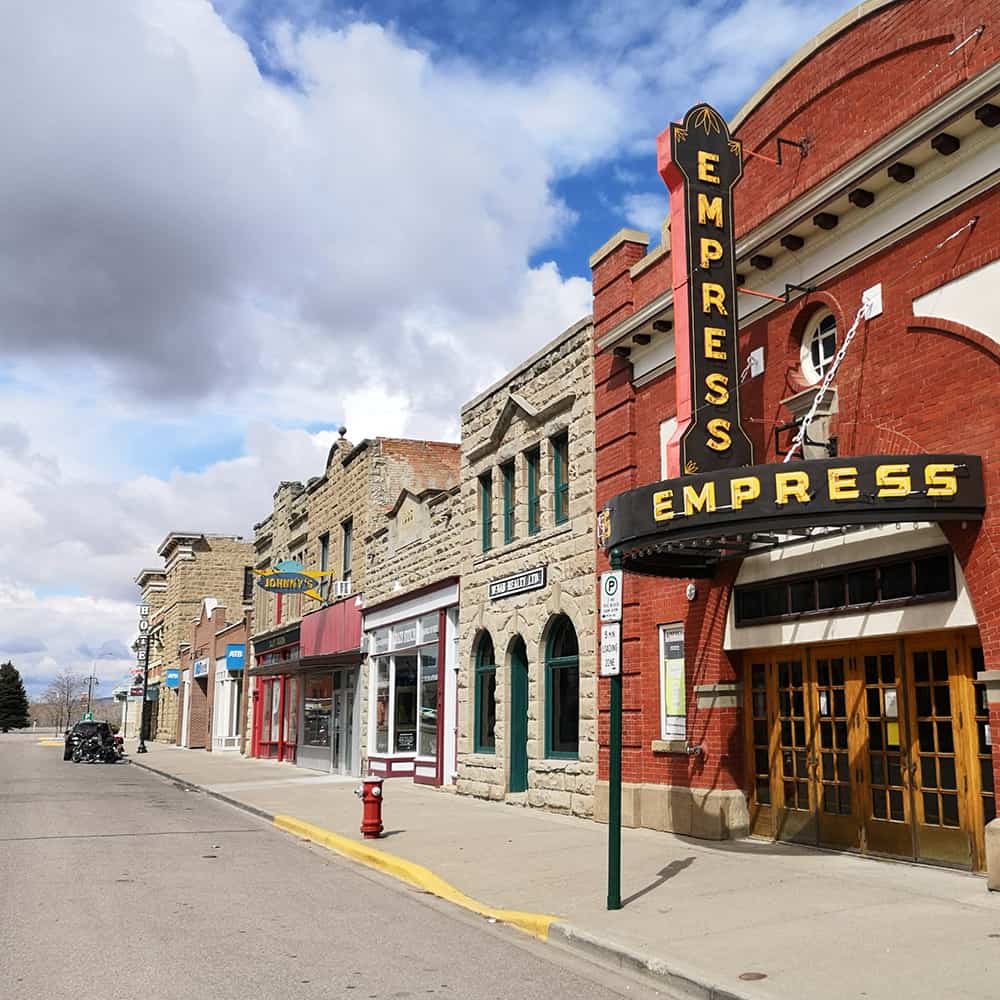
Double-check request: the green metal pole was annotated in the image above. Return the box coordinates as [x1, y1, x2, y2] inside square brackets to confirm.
[607, 549, 622, 911]
[608, 670, 622, 910]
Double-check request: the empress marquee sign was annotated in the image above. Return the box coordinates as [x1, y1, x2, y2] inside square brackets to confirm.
[601, 103, 986, 575]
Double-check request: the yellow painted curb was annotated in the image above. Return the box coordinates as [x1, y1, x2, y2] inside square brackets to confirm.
[273, 814, 557, 941]
[38, 740, 64, 746]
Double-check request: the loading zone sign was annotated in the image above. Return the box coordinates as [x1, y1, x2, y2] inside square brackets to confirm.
[600, 622, 621, 677]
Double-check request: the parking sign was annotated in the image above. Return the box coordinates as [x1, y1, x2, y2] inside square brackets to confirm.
[600, 571, 623, 623]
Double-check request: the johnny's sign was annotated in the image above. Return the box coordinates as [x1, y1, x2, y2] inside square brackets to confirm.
[659, 103, 752, 475]
[601, 455, 985, 556]
[254, 560, 330, 602]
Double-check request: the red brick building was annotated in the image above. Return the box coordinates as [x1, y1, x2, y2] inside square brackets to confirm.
[176, 599, 249, 751]
[591, 0, 1000, 871]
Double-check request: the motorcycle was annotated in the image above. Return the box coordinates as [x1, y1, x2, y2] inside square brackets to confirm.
[72, 734, 123, 764]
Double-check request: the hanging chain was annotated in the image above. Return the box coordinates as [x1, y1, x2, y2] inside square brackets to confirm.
[782, 216, 978, 462]
[783, 303, 867, 463]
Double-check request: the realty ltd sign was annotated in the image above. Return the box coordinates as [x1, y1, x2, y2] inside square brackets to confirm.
[489, 566, 546, 601]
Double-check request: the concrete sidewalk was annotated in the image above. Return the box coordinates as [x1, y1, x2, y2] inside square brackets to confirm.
[129, 742, 1000, 1000]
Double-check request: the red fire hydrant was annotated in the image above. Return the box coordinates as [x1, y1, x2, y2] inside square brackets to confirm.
[355, 775, 384, 839]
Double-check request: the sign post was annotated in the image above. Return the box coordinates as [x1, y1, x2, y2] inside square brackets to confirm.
[600, 564, 623, 910]
[136, 604, 151, 754]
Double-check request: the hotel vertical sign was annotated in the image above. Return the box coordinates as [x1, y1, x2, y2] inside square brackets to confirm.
[658, 104, 753, 476]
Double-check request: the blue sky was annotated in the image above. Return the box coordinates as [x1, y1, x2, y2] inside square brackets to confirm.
[0, 0, 853, 697]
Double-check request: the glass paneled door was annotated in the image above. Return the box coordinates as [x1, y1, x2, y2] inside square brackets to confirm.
[330, 669, 355, 775]
[745, 634, 985, 869]
[903, 637, 973, 867]
[764, 648, 863, 849]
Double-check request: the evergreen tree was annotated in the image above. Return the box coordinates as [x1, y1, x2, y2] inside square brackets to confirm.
[0, 661, 30, 732]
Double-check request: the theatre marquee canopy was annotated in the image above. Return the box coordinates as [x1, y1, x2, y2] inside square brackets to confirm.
[600, 454, 986, 578]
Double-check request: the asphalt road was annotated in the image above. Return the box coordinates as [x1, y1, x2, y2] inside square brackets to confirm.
[1, 734, 662, 1000]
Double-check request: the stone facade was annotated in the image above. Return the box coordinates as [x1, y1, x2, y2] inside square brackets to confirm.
[175, 600, 230, 749]
[139, 534, 253, 743]
[248, 434, 462, 764]
[456, 316, 597, 817]
[364, 485, 462, 607]
[252, 435, 462, 635]
[362, 461, 462, 779]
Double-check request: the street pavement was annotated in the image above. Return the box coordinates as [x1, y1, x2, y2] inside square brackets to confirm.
[0, 734, 663, 1000]
[123, 739, 1000, 1000]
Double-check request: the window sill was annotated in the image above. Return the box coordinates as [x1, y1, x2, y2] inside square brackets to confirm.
[473, 522, 573, 567]
[545, 752, 579, 762]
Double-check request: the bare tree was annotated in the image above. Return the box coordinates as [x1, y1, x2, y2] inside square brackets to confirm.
[42, 669, 88, 732]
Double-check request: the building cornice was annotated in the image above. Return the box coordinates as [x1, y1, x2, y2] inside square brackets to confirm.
[597, 63, 1000, 352]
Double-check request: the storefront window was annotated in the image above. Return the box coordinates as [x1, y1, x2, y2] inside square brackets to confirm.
[302, 674, 333, 747]
[375, 659, 390, 753]
[369, 614, 442, 758]
[420, 613, 439, 644]
[392, 620, 418, 649]
[394, 655, 418, 753]
[419, 648, 439, 757]
[262, 681, 275, 743]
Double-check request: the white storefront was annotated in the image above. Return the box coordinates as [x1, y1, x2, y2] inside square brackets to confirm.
[363, 581, 459, 785]
[212, 643, 244, 751]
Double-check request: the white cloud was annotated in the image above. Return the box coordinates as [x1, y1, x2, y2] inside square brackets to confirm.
[0, 0, 857, 693]
[622, 192, 668, 236]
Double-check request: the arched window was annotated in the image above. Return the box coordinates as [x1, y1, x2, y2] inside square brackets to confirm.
[545, 615, 579, 759]
[801, 310, 837, 384]
[474, 632, 496, 753]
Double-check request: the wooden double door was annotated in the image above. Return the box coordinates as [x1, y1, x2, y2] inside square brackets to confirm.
[746, 631, 994, 870]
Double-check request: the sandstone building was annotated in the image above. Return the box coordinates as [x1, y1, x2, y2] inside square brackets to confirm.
[456, 316, 597, 817]
[248, 433, 460, 776]
[135, 533, 253, 743]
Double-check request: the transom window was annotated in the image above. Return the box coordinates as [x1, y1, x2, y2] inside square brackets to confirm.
[801, 310, 837, 384]
[735, 548, 954, 626]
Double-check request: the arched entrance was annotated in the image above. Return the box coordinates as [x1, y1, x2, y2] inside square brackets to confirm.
[508, 636, 528, 793]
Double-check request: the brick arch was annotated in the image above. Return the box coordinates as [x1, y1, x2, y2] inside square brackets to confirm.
[897, 317, 1000, 672]
[907, 315, 1000, 365]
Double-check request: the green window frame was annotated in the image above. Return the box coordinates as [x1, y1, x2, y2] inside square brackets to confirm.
[544, 615, 579, 759]
[474, 632, 497, 753]
[479, 472, 493, 552]
[525, 446, 541, 535]
[341, 517, 353, 582]
[552, 432, 569, 525]
[501, 460, 515, 544]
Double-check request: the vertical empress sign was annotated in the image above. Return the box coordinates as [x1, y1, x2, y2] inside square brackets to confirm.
[658, 104, 753, 476]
